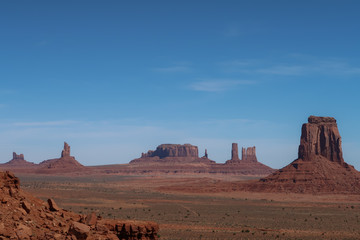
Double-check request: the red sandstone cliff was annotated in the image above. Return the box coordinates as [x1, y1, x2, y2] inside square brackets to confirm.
[130, 144, 215, 165]
[248, 116, 360, 194]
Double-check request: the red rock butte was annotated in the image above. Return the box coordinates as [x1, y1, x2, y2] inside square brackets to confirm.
[1, 152, 36, 168]
[128, 143, 275, 175]
[247, 116, 360, 194]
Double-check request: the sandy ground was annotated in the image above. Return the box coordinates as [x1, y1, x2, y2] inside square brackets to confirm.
[18, 174, 360, 240]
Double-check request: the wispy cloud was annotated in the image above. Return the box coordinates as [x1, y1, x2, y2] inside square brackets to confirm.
[189, 79, 255, 92]
[153, 66, 190, 73]
[12, 120, 80, 127]
[220, 57, 360, 76]
[257, 65, 306, 75]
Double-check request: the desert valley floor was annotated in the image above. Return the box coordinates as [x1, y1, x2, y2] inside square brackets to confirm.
[18, 173, 360, 240]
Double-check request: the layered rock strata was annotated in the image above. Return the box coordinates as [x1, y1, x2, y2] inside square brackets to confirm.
[131, 144, 215, 165]
[248, 116, 360, 194]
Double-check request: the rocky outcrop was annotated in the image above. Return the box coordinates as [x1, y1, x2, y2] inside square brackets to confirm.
[130, 144, 216, 165]
[203, 149, 208, 158]
[298, 116, 344, 165]
[0, 170, 159, 239]
[231, 143, 240, 161]
[1, 152, 36, 168]
[242, 146, 257, 162]
[61, 142, 71, 158]
[127, 143, 274, 175]
[12, 152, 24, 161]
[225, 145, 258, 164]
[141, 144, 199, 159]
[38, 142, 85, 173]
[247, 116, 360, 194]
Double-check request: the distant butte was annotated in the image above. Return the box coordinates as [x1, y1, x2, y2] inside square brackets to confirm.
[126, 143, 275, 175]
[247, 116, 360, 194]
[1, 152, 36, 168]
[130, 144, 216, 165]
[37, 142, 85, 173]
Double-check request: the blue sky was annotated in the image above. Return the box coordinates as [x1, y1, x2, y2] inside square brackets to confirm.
[1, 1, 360, 169]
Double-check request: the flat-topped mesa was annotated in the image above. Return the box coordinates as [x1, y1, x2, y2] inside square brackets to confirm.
[231, 143, 240, 161]
[298, 115, 344, 165]
[242, 146, 258, 162]
[142, 144, 199, 159]
[12, 152, 24, 161]
[61, 142, 71, 158]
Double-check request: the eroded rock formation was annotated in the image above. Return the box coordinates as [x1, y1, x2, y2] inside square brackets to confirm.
[226, 145, 258, 163]
[247, 116, 360, 194]
[61, 142, 71, 158]
[0, 171, 159, 239]
[131, 144, 216, 165]
[12, 152, 24, 161]
[38, 142, 85, 172]
[141, 144, 199, 159]
[298, 116, 344, 165]
[242, 147, 257, 162]
[1, 152, 36, 168]
[231, 143, 240, 161]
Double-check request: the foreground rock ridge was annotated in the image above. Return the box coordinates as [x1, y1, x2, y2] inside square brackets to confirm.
[0, 170, 159, 239]
[248, 115, 360, 194]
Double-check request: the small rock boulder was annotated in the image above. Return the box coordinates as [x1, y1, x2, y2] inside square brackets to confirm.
[69, 222, 90, 240]
[48, 198, 60, 211]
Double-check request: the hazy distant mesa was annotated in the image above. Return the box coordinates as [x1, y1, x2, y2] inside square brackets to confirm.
[0, 141, 275, 176]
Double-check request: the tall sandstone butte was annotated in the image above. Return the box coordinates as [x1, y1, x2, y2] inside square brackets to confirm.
[37, 142, 85, 172]
[231, 143, 240, 161]
[298, 116, 344, 164]
[248, 116, 360, 194]
[61, 142, 71, 158]
[242, 147, 257, 162]
[12, 152, 25, 161]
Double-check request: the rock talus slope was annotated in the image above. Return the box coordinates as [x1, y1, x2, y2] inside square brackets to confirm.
[0, 171, 159, 239]
[248, 116, 360, 194]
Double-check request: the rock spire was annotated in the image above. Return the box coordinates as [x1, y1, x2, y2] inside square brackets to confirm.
[231, 143, 240, 161]
[61, 142, 71, 158]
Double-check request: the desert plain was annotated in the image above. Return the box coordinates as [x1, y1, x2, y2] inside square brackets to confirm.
[2, 116, 360, 239]
[17, 173, 360, 240]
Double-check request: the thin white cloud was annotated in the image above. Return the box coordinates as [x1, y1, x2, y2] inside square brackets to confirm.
[220, 57, 360, 76]
[257, 65, 306, 75]
[12, 120, 80, 127]
[189, 79, 255, 92]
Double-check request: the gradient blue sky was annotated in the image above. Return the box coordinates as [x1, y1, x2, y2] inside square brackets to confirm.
[1, 1, 360, 169]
